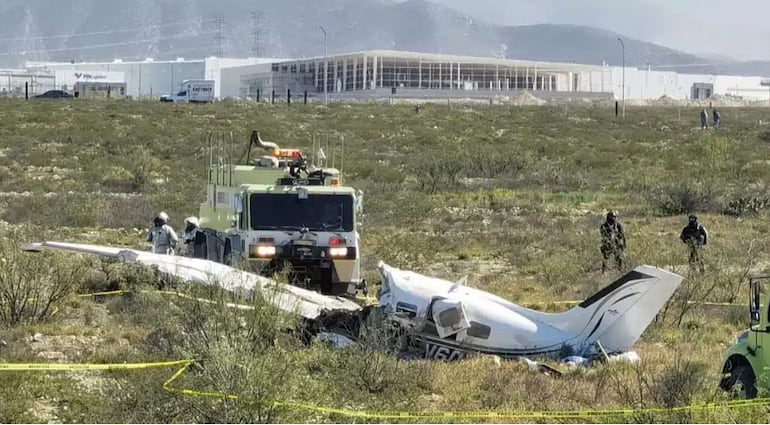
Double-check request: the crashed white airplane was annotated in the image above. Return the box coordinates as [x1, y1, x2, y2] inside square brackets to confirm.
[377, 262, 682, 360]
[21, 241, 681, 361]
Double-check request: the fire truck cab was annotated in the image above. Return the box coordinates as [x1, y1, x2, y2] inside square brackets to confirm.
[194, 131, 365, 297]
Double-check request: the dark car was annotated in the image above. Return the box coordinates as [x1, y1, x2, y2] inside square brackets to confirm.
[34, 90, 74, 99]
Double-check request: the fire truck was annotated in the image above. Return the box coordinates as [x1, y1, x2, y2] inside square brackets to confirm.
[192, 130, 366, 297]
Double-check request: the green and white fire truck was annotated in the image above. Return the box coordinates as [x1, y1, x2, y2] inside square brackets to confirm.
[192, 130, 366, 297]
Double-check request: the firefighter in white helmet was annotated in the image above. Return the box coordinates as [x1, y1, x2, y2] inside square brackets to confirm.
[146, 211, 178, 254]
[181, 216, 200, 257]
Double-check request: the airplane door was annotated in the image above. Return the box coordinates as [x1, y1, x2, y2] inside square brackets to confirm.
[431, 298, 470, 339]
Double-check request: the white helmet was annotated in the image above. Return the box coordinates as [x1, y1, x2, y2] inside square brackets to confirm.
[185, 216, 199, 227]
[156, 211, 169, 223]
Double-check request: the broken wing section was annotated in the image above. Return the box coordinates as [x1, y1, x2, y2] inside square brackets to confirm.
[21, 241, 361, 321]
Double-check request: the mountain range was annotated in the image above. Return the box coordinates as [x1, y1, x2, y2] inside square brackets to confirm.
[1, 0, 769, 77]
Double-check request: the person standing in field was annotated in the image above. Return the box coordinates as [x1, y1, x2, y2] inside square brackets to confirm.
[700, 108, 709, 129]
[147, 211, 178, 255]
[713, 109, 721, 128]
[680, 214, 708, 273]
[600, 211, 626, 274]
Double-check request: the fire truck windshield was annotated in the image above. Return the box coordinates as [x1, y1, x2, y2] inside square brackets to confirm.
[249, 193, 354, 232]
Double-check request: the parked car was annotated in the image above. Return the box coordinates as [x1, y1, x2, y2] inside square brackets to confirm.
[34, 90, 74, 99]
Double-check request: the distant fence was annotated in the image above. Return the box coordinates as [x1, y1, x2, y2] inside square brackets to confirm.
[0, 73, 56, 98]
[236, 87, 615, 106]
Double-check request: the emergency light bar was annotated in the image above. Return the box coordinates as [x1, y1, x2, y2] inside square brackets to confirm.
[272, 148, 302, 159]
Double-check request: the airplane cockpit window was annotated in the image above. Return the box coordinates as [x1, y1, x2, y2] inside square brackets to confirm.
[396, 302, 417, 319]
[437, 308, 461, 329]
[467, 321, 491, 339]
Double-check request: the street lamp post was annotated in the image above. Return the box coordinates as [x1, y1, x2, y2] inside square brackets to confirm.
[318, 25, 328, 105]
[617, 37, 625, 118]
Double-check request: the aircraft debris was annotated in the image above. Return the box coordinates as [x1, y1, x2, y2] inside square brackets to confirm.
[21, 241, 681, 370]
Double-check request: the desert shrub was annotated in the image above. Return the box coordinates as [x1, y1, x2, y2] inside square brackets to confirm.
[653, 182, 723, 216]
[166, 284, 305, 423]
[415, 155, 464, 194]
[97, 369, 197, 423]
[650, 359, 708, 409]
[0, 373, 41, 423]
[79, 259, 158, 295]
[758, 129, 770, 143]
[0, 232, 83, 325]
[723, 195, 770, 217]
[337, 317, 428, 395]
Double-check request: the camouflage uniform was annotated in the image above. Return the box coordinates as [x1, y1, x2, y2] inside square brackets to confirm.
[680, 214, 708, 272]
[600, 212, 626, 274]
[147, 212, 178, 255]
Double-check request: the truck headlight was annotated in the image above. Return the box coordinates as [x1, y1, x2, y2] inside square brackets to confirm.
[329, 247, 348, 257]
[251, 245, 276, 258]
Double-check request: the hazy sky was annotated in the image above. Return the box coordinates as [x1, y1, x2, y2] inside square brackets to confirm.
[419, 0, 770, 61]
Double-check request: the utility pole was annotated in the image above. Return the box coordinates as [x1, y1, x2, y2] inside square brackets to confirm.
[617, 37, 625, 118]
[213, 16, 225, 57]
[762, 79, 770, 107]
[318, 25, 328, 105]
[250, 11, 264, 57]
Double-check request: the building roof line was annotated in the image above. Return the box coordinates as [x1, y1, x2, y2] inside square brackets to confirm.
[276, 49, 606, 71]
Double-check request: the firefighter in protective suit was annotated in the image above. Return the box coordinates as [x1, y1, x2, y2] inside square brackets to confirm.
[600, 211, 626, 274]
[181, 216, 200, 257]
[147, 212, 178, 254]
[680, 214, 708, 272]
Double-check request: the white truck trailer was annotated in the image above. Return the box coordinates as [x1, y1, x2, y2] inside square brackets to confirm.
[160, 79, 214, 103]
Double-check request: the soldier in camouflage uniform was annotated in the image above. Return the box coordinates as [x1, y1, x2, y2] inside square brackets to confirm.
[680, 214, 708, 273]
[600, 211, 626, 274]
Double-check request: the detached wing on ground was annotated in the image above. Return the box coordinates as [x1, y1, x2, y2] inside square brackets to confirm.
[21, 241, 362, 320]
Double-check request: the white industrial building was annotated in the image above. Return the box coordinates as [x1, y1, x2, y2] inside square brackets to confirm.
[226, 50, 770, 103]
[25, 57, 275, 99]
[0, 69, 56, 97]
[16, 50, 770, 104]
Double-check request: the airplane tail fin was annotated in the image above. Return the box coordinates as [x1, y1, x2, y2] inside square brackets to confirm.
[530, 265, 682, 354]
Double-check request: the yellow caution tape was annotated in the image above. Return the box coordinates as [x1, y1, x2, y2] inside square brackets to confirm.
[78, 289, 255, 310]
[81, 289, 742, 309]
[5, 357, 768, 419]
[6, 291, 751, 419]
[160, 361, 770, 419]
[0, 359, 193, 371]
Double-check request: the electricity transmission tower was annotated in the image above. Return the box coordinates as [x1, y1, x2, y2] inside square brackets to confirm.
[212, 16, 225, 57]
[250, 11, 264, 57]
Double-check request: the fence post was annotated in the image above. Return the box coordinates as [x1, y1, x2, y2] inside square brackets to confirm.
[615, 101, 618, 117]
[287, 88, 291, 105]
[304, 90, 308, 104]
[25, 82, 28, 100]
[256, 89, 260, 103]
[107, 85, 111, 98]
[271, 90, 275, 104]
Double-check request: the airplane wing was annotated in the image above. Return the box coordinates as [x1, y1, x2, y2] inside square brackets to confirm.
[21, 241, 362, 320]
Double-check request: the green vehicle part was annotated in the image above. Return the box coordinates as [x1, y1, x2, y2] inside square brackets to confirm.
[719, 276, 770, 399]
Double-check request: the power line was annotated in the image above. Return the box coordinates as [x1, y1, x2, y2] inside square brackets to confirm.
[250, 11, 264, 57]
[0, 18, 216, 43]
[212, 17, 225, 57]
[0, 32, 216, 57]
